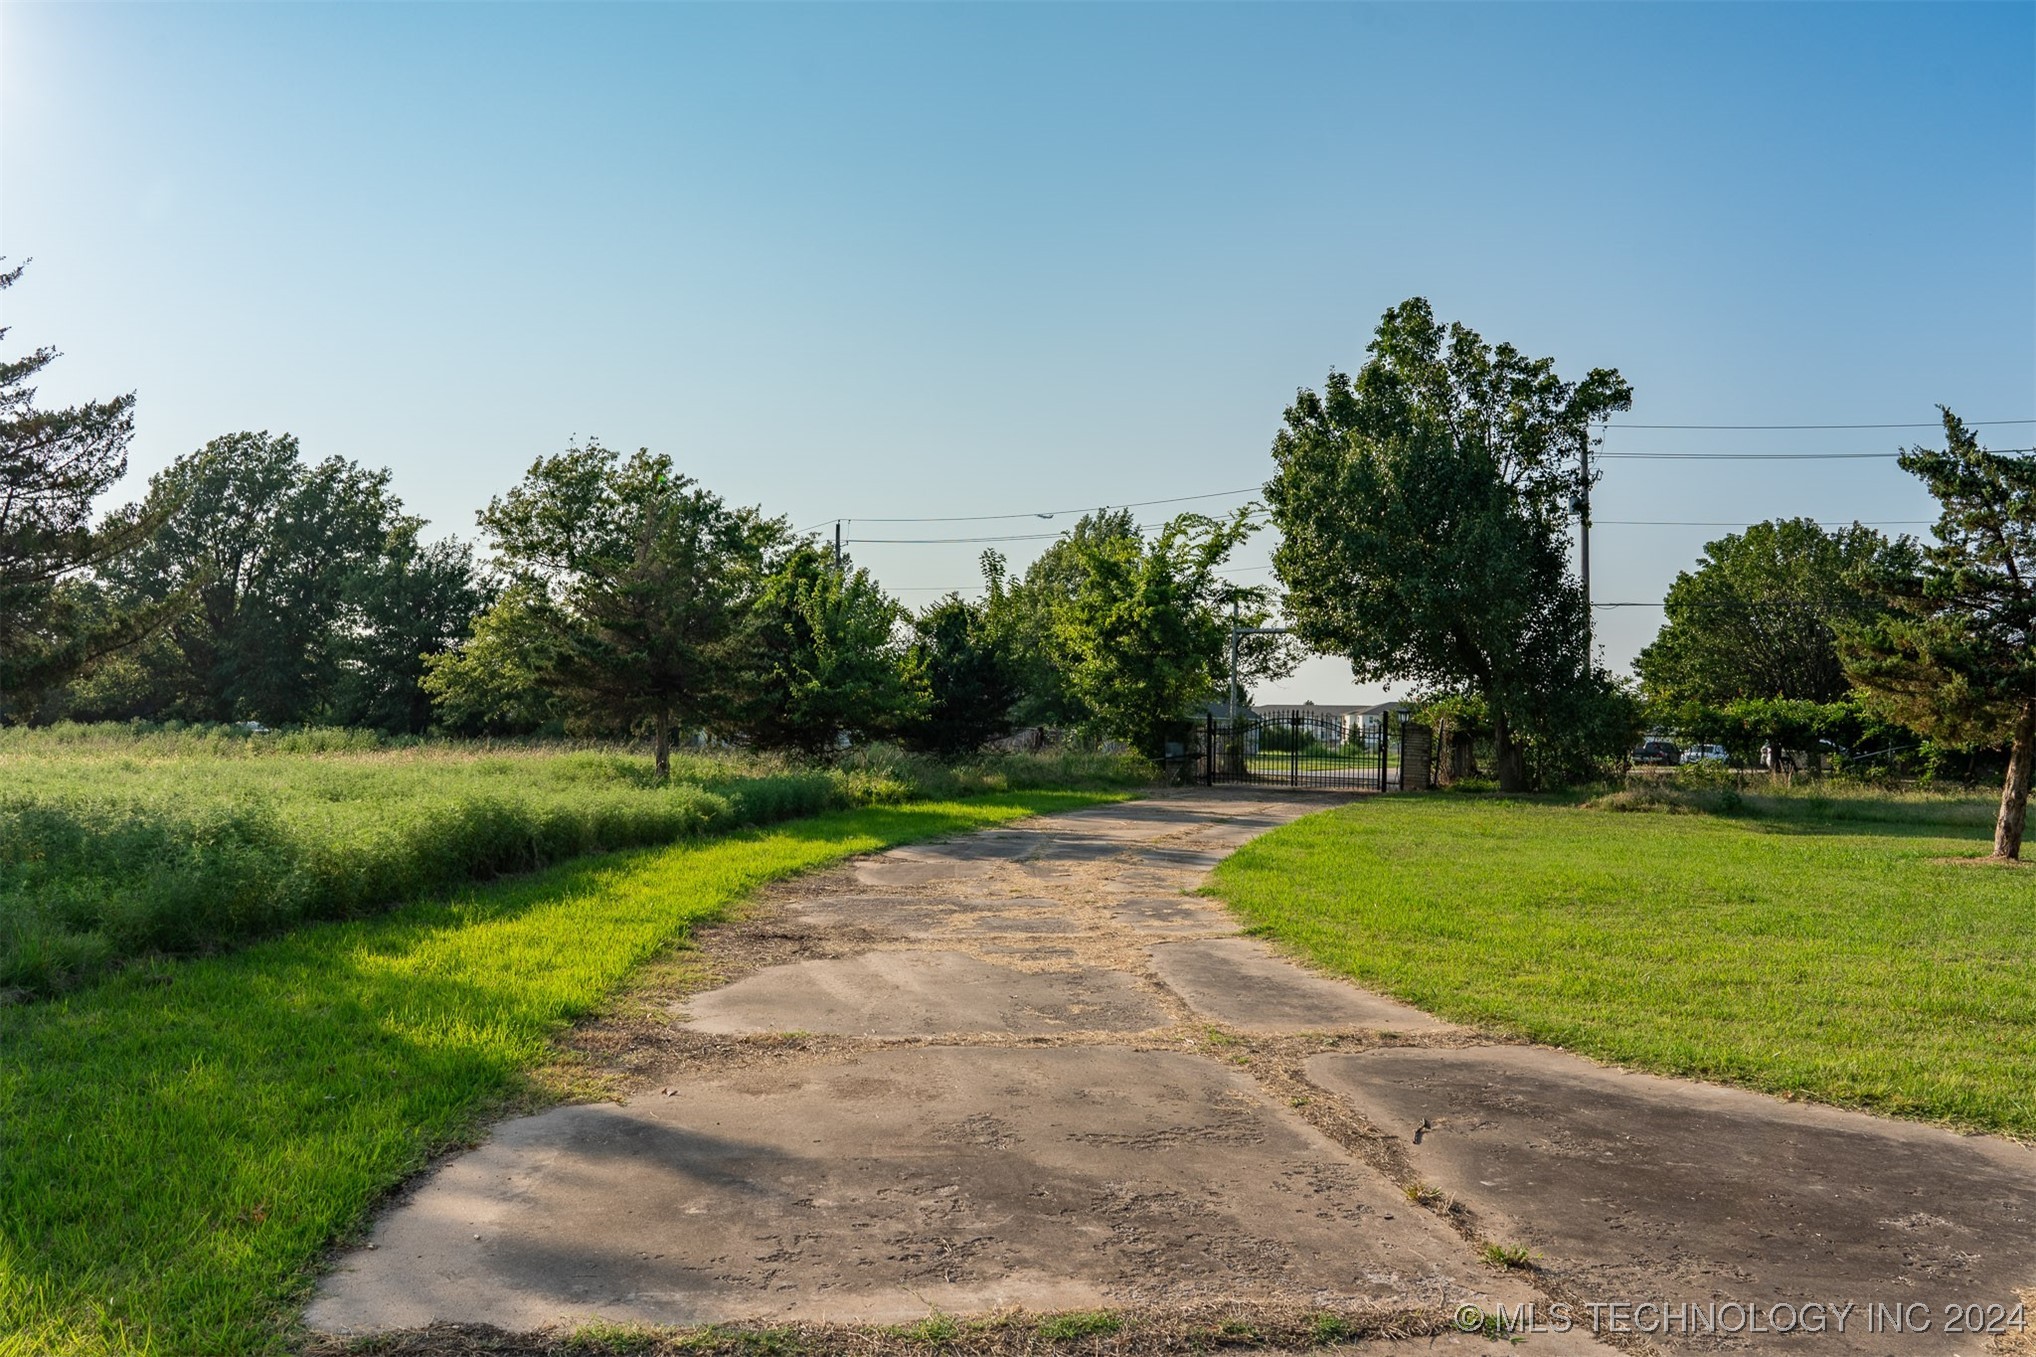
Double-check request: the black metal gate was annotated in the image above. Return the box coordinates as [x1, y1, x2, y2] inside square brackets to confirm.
[1202, 708, 1402, 790]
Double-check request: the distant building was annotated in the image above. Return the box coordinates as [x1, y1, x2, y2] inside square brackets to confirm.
[1252, 701, 1367, 741]
[1249, 700, 1411, 742]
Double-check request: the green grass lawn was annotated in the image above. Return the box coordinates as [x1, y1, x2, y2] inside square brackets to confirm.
[0, 724, 1147, 996]
[0, 791, 1121, 1357]
[1206, 790, 2036, 1137]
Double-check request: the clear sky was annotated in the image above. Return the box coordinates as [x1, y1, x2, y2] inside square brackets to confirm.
[4, 2, 2031, 703]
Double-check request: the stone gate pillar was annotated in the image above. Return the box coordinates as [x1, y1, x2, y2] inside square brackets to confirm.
[1399, 722, 1434, 790]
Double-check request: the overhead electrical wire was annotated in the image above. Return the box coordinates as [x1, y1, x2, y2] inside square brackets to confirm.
[1598, 447, 2035, 460]
[823, 415, 2032, 602]
[849, 521, 1165, 545]
[1595, 518, 1931, 527]
[848, 486, 1262, 525]
[812, 420, 2033, 530]
[1605, 418, 2035, 430]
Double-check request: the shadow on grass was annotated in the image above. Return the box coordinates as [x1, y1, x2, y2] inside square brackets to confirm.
[0, 792, 1109, 1357]
[1729, 809, 1996, 844]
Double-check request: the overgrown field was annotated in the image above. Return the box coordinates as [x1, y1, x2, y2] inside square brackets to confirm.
[0, 725, 1149, 996]
[1207, 785, 2035, 1136]
[0, 792, 1122, 1357]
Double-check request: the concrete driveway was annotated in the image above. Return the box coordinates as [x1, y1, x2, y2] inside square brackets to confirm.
[308, 791, 2036, 1355]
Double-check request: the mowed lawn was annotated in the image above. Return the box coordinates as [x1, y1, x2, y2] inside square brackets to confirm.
[1207, 793, 2035, 1137]
[0, 792, 1120, 1357]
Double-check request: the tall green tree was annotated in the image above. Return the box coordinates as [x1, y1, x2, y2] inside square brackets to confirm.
[1840, 410, 2036, 860]
[1636, 518, 1917, 758]
[1266, 298, 1633, 789]
[0, 261, 168, 714]
[107, 432, 475, 727]
[1638, 519, 1915, 705]
[903, 593, 1019, 757]
[420, 581, 565, 736]
[742, 544, 926, 755]
[332, 534, 495, 733]
[1041, 508, 1273, 758]
[983, 515, 1134, 729]
[473, 442, 786, 776]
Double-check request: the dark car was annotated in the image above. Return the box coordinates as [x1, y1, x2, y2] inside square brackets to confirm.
[1630, 738, 1680, 767]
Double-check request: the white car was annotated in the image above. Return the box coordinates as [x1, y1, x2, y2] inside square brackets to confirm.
[1679, 744, 1728, 765]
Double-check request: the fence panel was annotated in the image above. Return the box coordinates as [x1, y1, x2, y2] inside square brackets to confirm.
[1202, 710, 1402, 790]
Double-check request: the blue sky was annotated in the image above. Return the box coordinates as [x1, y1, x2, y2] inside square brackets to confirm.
[4, 2, 2031, 701]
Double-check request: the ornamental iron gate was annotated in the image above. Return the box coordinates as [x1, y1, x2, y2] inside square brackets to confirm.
[1202, 707, 1404, 790]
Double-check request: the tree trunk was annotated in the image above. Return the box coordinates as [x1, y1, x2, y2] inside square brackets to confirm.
[1993, 698, 2034, 861]
[1492, 702, 1527, 792]
[655, 706, 672, 781]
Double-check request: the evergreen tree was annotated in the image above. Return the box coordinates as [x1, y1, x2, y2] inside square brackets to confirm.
[1841, 410, 2036, 859]
[0, 262, 168, 714]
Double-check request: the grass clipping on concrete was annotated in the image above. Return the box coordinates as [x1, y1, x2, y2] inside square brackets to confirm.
[305, 1302, 1456, 1357]
[0, 792, 1122, 1357]
[1206, 787, 2036, 1137]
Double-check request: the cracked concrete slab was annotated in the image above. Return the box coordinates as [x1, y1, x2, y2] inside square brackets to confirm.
[308, 1045, 1544, 1334]
[1107, 895, 1238, 935]
[1307, 1046, 2036, 1355]
[780, 894, 1087, 941]
[1153, 938, 1458, 1037]
[311, 787, 2028, 1356]
[681, 949, 1168, 1036]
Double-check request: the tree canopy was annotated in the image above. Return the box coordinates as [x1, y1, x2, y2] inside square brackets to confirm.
[101, 432, 485, 729]
[467, 442, 788, 775]
[1638, 519, 1916, 708]
[1840, 410, 2036, 858]
[985, 508, 1277, 759]
[902, 592, 1019, 757]
[742, 544, 925, 756]
[1266, 297, 1632, 789]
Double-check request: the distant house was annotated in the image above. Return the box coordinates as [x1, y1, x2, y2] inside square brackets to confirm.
[1353, 700, 1412, 733]
[1253, 701, 1368, 742]
[1248, 700, 1412, 741]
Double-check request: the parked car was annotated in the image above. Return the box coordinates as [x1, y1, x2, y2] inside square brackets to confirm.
[1630, 738, 1680, 767]
[1680, 744, 1728, 765]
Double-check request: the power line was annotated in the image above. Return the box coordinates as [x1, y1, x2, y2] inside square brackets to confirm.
[822, 433, 2034, 528]
[887, 562, 1280, 593]
[1595, 518, 1931, 526]
[1600, 447, 2036, 460]
[850, 486, 1261, 525]
[1605, 418, 2035, 430]
[851, 518, 1180, 545]
[852, 532, 1060, 545]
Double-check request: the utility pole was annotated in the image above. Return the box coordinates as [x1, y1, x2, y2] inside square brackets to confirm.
[1579, 423, 1593, 651]
[1227, 623, 1289, 718]
[834, 520, 843, 572]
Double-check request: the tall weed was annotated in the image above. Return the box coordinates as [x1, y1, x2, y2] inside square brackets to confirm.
[0, 728, 1150, 997]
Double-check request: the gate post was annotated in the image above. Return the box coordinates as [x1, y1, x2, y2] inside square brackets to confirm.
[1399, 722, 1434, 790]
[1204, 713, 1214, 786]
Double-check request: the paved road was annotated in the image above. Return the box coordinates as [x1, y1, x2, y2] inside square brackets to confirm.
[309, 791, 2036, 1354]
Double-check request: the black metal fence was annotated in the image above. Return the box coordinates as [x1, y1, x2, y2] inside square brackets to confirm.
[1201, 709, 1404, 790]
